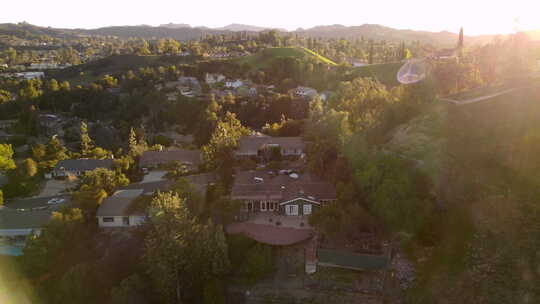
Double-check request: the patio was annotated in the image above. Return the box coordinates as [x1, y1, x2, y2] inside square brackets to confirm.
[226, 213, 314, 245]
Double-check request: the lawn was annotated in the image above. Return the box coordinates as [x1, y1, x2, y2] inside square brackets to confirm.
[237, 47, 336, 70]
[351, 62, 403, 87]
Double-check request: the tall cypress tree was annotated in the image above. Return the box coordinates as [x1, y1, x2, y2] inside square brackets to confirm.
[457, 27, 464, 50]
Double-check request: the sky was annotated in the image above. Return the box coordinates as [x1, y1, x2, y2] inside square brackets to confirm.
[2, 0, 540, 35]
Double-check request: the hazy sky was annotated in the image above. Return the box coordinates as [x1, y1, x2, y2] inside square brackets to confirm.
[2, 0, 539, 35]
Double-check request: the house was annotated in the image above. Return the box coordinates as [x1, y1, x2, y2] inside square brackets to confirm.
[294, 86, 318, 99]
[30, 62, 59, 70]
[231, 170, 336, 216]
[235, 135, 305, 160]
[225, 79, 244, 89]
[39, 114, 60, 128]
[0, 119, 17, 130]
[0, 130, 14, 141]
[319, 91, 334, 102]
[156, 132, 194, 145]
[96, 189, 146, 228]
[433, 48, 456, 60]
[177, 76, 200, 87]
[15, 71, 44, 80]
[177, 50, 192, 57]
[206, 73, 226, 85]
[139, 149, 202, 169]
[51, 159, 114, 178]
[0, 209, 51, 237]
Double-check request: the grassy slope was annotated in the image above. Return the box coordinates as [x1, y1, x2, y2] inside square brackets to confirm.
[386, 101, 447, 185]
[236, 47, 336, 70]
[351, 62, 403, 87]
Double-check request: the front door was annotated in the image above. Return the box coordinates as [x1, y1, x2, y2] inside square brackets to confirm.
[286, 205, 299, 216]
[303, 204, 312, 215]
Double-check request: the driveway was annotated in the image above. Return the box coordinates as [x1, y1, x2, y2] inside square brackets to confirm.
[36, 179, 77, 198]
[140, 170, 167, 184]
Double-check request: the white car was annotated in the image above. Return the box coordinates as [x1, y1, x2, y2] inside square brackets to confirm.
[47, 198, 65, 205]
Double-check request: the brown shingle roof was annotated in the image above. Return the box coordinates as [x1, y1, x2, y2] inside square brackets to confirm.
[236, 136, 305, 155]
[54, 159, 113, 172]
[231, 170, 336, 202]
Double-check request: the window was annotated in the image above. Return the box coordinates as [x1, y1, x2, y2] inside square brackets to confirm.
[103, 217, 114, 223]
[123, 217, 130, 225]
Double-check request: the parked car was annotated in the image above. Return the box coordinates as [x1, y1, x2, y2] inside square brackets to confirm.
[47, 198, 65, 205]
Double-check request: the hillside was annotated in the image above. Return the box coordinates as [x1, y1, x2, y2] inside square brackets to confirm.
[296, 24, 495, 47]
[47, 54, 193, 83]
[236, 47, 337, 69]
[215, 23, 287, 32]
[2, 22, 532, 46]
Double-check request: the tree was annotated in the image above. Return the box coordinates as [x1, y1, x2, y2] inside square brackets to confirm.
[20, 158, 38, 178]
[144, 192, 230, 303]
[72, 185, 108, 222]
[23, 207, 90, 277]
[0, 144, 16, 172]
[0, 190, 3, 206]
[457, 27, 464, 50]
[80, 121, 94, 157]
[202, 112, 249, 186]
[80, 168, 129, 195]
[368, 41, 374, 64]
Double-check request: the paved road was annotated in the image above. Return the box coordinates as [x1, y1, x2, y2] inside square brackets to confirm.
[440, 88, 519, 105]
[5, 194, 70, 211]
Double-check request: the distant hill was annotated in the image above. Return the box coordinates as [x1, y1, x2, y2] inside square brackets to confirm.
[159, 23, 191, 29]
[216, 23, 287, 32]
[236, 47, 337, 70]
[296, 24, 495, 47]
[3, 22, 538, 46]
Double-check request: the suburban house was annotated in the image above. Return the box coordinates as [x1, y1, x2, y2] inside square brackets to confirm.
[231, 170, 336, 216]
[235, 135, 305, 160]
[0, 209, 52, 256]
[0, 209, 51, 237]
[225, 79, 244, 89]
[177, 76, 200, 87]
[139, 149, 202, 170]
[50, 159, 114, 178]
[205, 73, 226, 85]
[156, 131, 194, 145]
[16, 71, 44, 80]
[294, 86, 318, 99]
[96, 189, 146, 228]
[432, 48, 456, 60]
[0, 119, 17, 130]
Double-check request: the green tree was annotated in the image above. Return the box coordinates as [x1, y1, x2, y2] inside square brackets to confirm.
[0, 144, 16, 172]
[202, 112, 249, 186]
[80, 121, 94, 157]
[20, 158, 38, 178]
[145, 192, 230, 303]
[80, 168, 129, 195]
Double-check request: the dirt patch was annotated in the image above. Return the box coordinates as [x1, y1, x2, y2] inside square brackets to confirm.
[35, 179, 76, 198]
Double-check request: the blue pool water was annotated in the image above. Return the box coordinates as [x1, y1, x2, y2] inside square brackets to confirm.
[0, 245, 23, 256]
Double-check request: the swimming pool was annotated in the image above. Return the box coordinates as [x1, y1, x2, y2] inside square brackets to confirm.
[0, 244, 23, 256]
